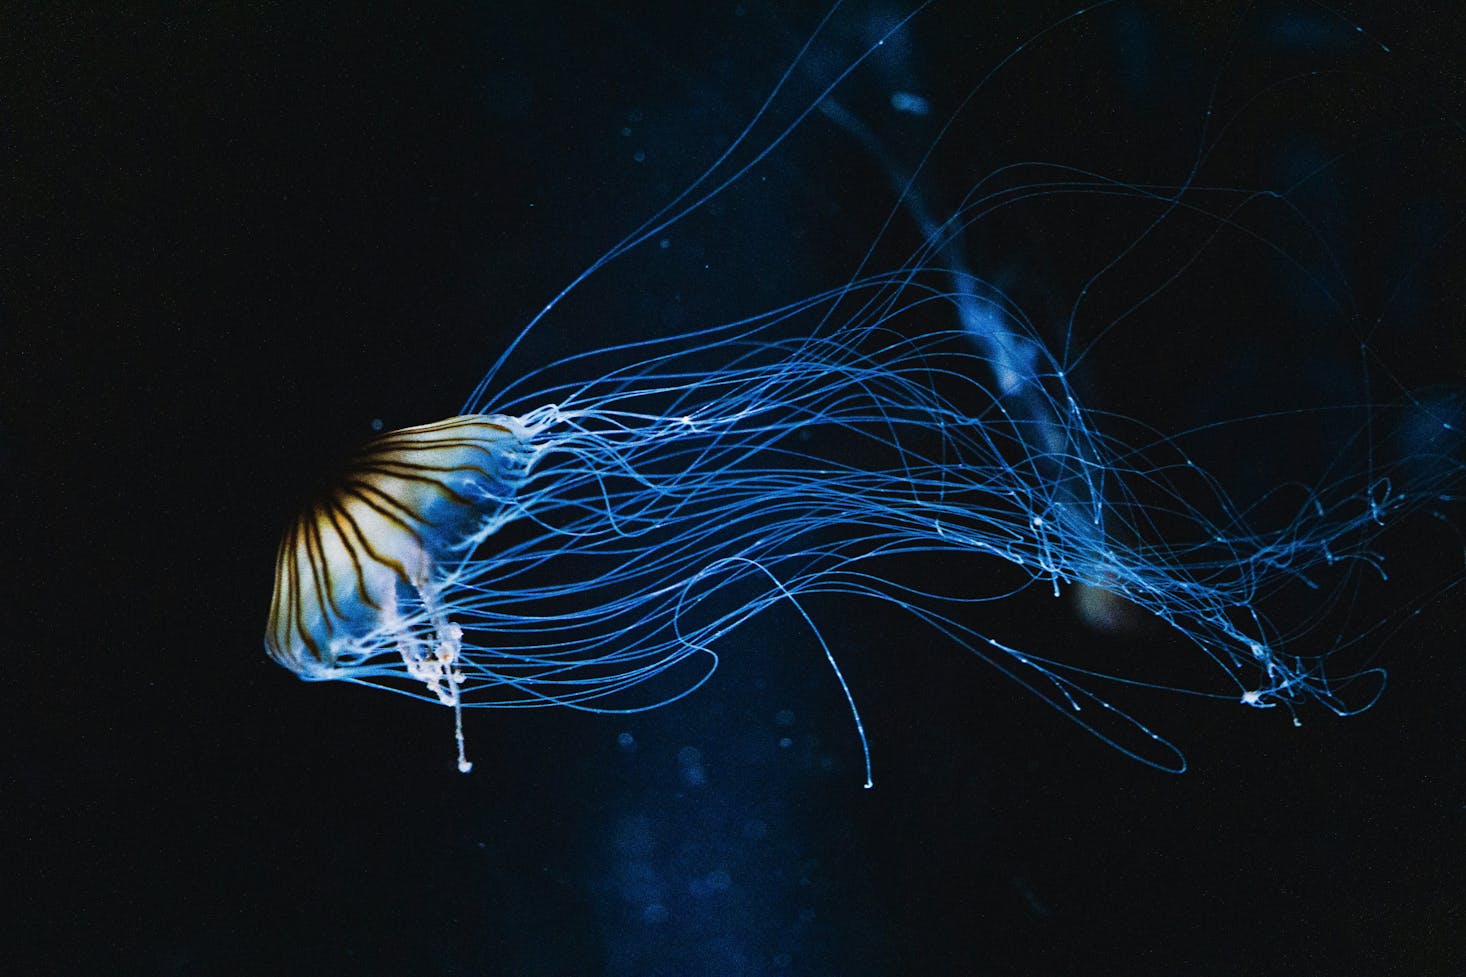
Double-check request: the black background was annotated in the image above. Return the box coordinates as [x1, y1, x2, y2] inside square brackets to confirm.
[8, 2, 1466, 975]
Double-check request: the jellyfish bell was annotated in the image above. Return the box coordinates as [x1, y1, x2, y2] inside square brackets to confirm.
[266, 414, 539, 772]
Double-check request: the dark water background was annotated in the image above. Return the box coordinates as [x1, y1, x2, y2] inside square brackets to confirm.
[8, 2, 1466, 974]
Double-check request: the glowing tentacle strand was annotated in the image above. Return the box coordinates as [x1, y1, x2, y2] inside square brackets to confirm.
[265, 414, 535, 771]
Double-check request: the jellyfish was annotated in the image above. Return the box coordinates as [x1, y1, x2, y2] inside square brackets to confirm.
[265, 1, 1462, 777]
[265, 286, 1436, 776]
[266, 415, 538, 772]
